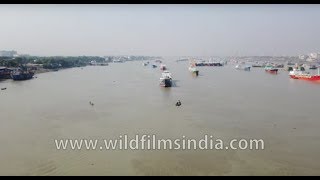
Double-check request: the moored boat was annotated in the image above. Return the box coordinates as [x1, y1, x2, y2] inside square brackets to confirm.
[10, 68, 35, 81]
[265, 65, 279, 74]
[113, 59, 124, 63]
[310, 65, 318, 70]
[195, 61, 223, 67]
[252, 64, 264, 68]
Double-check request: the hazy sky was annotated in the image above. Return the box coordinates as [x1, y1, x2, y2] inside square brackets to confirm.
[0, 4, 320, 57]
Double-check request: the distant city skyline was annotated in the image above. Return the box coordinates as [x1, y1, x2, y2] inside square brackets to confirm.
[1, 4, 320, 57]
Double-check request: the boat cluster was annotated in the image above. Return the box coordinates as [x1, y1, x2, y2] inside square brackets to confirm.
[0, 67, 35, 81]
[142, 60, 173, 87]
[234, 61, 320, 82]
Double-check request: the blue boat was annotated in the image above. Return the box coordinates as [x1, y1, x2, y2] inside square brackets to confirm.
[11, 68, 34, 81]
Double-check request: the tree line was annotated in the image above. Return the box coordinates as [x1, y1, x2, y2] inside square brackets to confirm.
[0, 56, 106, 69]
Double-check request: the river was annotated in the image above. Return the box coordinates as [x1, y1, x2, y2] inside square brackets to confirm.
[1, 58, 320, 175]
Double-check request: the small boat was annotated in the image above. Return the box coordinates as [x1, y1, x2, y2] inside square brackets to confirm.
[175, 100, 182, 107]
[289, 68, 320, 81]
[189, 66, 199, 76]
[11, 68, 35, 81]
[1, 88, 7, 90]
[176, 58, 188, 62]
[309, 65, 318, 70]
[252, 65, 263, 68]
[155, 60, 162, 63]
[152, 64, 157, 68]
[113, 59, 124, 63]
[235, 64, 251, 71]
[265, 65, 278, 74]
[275, 64, 284, 68]
[99, 63, 109, 66]
[160, 64, 167, 71]
[142, 62, 148, 66]
[159, 71, 172, 87]
[189, 60, 199, 76]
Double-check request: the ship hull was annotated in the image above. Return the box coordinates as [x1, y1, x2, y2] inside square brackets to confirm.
[11, 73, 34, 81]
[160, 79, 172, 87]
[265, 69, 278, 74]
[290, 75, 320, 81]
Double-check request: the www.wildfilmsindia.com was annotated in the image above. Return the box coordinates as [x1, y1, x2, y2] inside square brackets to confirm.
[54, 135, 265, 151]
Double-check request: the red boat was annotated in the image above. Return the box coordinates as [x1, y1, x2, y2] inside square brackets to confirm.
[289, 69, 320, 81]
[265, 65, 278, 74]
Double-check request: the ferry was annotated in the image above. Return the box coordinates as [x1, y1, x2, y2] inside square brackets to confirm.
[265, 65, 279, 74]
[235, 64, 251, 71]
[11, 68, 34, 81]
[289, 68, 320, 82]
[159, 71, 172, 87]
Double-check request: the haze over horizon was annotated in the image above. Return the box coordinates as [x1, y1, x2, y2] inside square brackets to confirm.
[1, 4, 320, 57]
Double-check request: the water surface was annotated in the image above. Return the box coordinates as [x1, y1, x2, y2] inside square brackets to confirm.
[1, 59, 320, 175]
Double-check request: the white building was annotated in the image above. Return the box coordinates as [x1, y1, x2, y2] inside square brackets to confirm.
[310, 53, 318, 59]
[299, 55, 307, 60]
